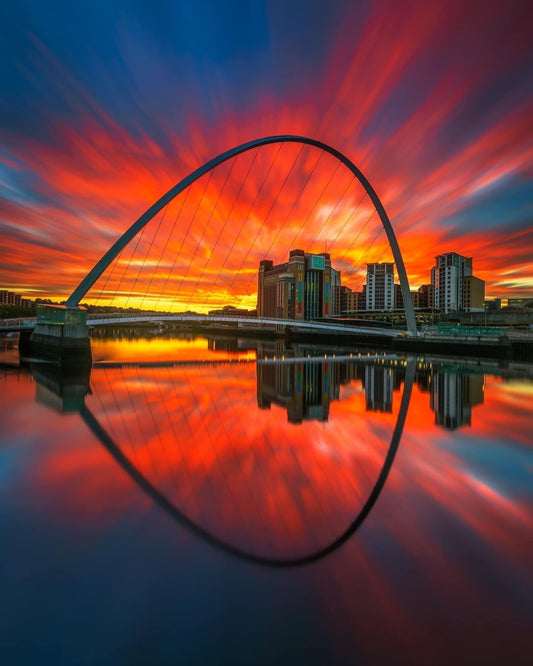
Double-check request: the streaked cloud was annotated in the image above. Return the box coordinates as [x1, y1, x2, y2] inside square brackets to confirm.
[0, 0, 532, 303]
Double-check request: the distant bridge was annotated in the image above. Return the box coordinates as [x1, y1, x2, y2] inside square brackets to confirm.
[0, 313, 408, 338]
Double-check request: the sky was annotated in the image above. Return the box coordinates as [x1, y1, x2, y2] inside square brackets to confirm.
[1, 0, 532, 308]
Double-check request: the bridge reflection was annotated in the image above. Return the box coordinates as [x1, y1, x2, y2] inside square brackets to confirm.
[27, 353, 415, 566]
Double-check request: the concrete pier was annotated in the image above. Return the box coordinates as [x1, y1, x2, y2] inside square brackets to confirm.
[31, 304, 91, 364]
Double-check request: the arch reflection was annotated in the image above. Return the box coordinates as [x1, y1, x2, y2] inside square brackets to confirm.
[32, 354, 415, 567]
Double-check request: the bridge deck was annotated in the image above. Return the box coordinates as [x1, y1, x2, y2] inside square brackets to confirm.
[3, 314, 533, 346]
[0, 314, 405, 338]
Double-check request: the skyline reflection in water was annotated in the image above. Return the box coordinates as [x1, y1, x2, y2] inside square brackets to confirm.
[1, 333, 532, 664]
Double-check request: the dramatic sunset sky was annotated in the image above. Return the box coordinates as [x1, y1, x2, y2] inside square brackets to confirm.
[1, 0, 532, 308]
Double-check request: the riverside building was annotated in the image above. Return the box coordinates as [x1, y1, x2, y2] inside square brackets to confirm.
[257, 249, 341, 319]
[431, 252, 485, 313]
[366, 263, 395, 311]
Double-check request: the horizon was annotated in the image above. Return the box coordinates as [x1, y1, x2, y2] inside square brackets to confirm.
[0, 243, 530, 310]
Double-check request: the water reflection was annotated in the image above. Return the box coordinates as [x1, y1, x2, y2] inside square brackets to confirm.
[28, 354, 415, 566]
[257, 356, 405, 422]
[33, 362, 91, 413]
[22, 334, 533, 569]
[1, 334, 533, 664]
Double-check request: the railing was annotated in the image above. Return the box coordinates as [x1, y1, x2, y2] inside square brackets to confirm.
[421, 324, 506, 337]
[84, 313, 407, 337]
[86, 312, 163, 319]
[0, 317, 36, 330]
[506, 328, 533, 340]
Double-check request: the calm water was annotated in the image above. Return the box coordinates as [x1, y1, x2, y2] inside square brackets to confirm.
[1, 333, 532, 665]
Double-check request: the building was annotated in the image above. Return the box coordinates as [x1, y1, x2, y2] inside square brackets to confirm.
[507, 297, 533, 308]
[257, 249, 341, 320]
[394, 283, 404, 310]
[417, 284, 434, 309]
[1, 290, 22, 306]
[463, 276, 485, 312]
[431, 253, 485, 313]
[366, 263, 394, 311]
[485, 298, 501, 311]
[411, 284, 435, 310]
[345, 289, 366, 313]
[207, 305, 256, 317]
[0, 290, 34, 308]
[336, 285, 351, 314]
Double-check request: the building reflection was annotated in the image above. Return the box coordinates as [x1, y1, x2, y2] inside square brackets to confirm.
[26, 332, 487, 433]
[257, 360, 339, 423]
[363, 365, 403, 413]
[429, 371, 484, 430]
[254, 348, 488, 431]
[206, 336, 257, 353]
[255, 346, 405, 423]
[257, 359, 409, 422]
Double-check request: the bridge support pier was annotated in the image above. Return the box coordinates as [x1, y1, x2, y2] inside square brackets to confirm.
[18, 329, 34, 357]
[31, 304, 91, 365]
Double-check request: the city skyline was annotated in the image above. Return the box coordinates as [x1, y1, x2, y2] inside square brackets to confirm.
[1, 1, 532, 308]
[0, 248, 490, 316]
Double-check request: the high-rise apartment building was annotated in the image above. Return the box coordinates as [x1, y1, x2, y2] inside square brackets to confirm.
[0, 290, 34, 308]
[431, 253, 484, 313]
[366, 263, 394, 311]
[257, 249, 340, 320]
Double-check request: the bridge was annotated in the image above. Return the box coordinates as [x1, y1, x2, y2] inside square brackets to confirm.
[5, 135, 422, 361]
[0, 312, 408, 338]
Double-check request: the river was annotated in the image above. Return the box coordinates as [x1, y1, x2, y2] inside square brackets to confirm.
[1, 332, 532, 665]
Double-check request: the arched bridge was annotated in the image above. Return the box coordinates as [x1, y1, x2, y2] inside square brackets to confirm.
[17, 134, 419, 360]
[62, 134, 417, 336]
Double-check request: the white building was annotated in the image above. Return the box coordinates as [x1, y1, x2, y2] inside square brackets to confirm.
[366, 263, 395, 311]
[432, 252, 484, 313]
